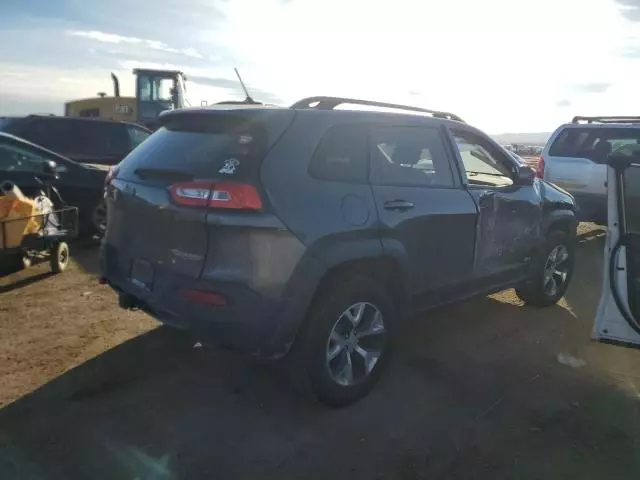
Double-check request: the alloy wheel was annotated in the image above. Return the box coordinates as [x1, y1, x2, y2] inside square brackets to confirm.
[325, 302, 387, 386]
[543, 244, 570, 297]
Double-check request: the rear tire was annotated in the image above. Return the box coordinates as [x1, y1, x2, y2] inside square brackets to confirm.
[516, 231, 574, 307]
[91, 200, 108, 237]
[50, 242, 70, 274]
[288, 275, 396, 408]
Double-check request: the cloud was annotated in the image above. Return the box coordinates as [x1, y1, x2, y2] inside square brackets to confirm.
[574, 83, 612, 93]
[187, 76, 283, 103]
[4, 0, 640, 133]
[0, 95, 64, 116]
[68, 30, 141, 44]
[68, 30, 203, 59]
[621, 45, 640, 57]
[616, 0, 640, 21]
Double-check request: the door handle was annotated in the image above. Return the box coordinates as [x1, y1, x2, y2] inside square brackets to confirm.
[383, 200, 415, 211]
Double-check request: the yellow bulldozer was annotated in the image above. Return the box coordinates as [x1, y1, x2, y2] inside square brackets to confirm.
[64, 69, 188, 130]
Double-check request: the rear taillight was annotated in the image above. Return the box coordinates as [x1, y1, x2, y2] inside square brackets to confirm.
[169, 181, 263, 210]
[535, 156, 545, 179]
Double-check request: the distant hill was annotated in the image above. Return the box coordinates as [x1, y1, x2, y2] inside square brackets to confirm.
[491, 132, 552, 145]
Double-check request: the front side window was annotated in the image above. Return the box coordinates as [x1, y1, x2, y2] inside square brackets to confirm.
[0, 142, 48, 173]
[369, 126, 454, 187]
[452, 130, 514, 187]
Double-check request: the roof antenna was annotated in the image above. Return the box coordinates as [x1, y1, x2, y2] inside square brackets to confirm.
[234, 68, 259, 104]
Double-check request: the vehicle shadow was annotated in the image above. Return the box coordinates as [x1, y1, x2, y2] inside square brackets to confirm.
[1, 226, 638, 480]
[0, 271, 53, 294]
[0, 237, 100, 291]
[68, 237, 101, 276]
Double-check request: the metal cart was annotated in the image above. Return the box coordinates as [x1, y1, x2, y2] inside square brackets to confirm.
[0, 203, 79, 274]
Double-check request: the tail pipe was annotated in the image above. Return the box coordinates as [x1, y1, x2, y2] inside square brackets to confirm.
[111, 72, 120, 97]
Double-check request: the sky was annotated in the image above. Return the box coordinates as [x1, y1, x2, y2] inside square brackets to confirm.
[1, 0, 640, 133]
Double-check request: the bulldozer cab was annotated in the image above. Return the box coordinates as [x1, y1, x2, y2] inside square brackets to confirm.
[134, 69, 187, 129]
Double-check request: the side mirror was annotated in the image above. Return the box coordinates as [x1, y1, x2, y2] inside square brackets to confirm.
[516, 165, 536, 185]
[43, 160, 57, 175]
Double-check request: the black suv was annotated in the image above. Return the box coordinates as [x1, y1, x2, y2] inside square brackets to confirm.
[101, 97, 578, 406]
[0, 115, 151, 166]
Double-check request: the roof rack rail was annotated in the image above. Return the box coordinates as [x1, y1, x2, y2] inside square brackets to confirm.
[291, 96, 465, 123]
[572, 116, 640, 124]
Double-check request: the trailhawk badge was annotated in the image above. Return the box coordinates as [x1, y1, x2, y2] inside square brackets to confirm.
[219, 158, 240, 175]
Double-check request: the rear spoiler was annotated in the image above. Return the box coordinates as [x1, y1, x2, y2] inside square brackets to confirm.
[572, 116, 640, 124]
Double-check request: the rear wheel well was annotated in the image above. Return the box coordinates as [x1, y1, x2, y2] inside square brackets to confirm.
[310, 256, 407, 319]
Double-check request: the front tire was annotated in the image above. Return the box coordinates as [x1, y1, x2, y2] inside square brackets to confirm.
[290, 275, 396, 408]
[516, 230, 574, 307]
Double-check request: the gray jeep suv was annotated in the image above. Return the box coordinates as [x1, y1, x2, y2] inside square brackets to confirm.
[100, 96, 578, 407]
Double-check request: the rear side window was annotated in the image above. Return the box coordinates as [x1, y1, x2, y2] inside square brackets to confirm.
[14, 119, 130, 157]
[16, 119, 74, 152]
[549, 127, 640, 163]
[117, 111, 294, 182]
[0, 118, 15, 131]
[369, 126, 454, 187]
[308, 125, 368, 182]
[126, 124, 151, 149]
[72, 121, 129, 156]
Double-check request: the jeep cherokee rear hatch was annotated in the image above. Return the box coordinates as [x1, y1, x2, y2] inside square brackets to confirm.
[102, 107, 294, 288]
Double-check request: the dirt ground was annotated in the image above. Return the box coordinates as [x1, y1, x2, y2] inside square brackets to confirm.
[1, 224, 640, 479]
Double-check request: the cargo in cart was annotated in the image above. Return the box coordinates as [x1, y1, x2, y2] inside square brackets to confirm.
[0, 180, 78, 274]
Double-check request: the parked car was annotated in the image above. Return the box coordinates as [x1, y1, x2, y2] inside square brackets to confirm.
[100, 97, 578, 406]
[539, 116, 640, 224]
[0, 132, 108, 235]
[0, 115, 151, 166]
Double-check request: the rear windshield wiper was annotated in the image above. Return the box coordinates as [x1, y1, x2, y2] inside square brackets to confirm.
[134, 168, 194, 182]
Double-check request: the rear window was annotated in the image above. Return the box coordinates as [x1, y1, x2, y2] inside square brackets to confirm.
[10, 118, 130, 157]
[0, 118, 15, 131]
[549, 127, 640, 163]
[117, 110, 294, 182]
[126, 124, 151, 149]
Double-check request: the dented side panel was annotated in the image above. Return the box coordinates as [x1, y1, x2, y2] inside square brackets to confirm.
[467, 181, 544, 276]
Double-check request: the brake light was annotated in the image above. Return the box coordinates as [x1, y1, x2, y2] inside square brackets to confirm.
[535, 156, 545, 179]
[169, 181, 263, 210]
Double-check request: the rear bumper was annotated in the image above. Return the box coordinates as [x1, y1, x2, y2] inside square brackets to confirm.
[570, 192, 607, 223]
[100, 243, 325, 358]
